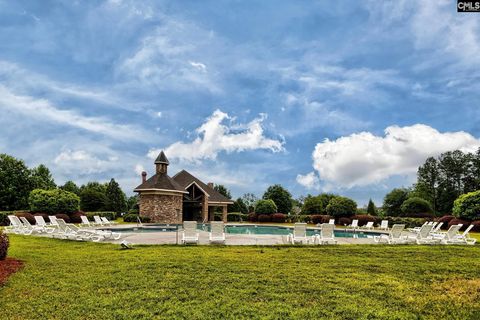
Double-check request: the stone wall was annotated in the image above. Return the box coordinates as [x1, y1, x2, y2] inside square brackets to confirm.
[139, 193, 183, 223]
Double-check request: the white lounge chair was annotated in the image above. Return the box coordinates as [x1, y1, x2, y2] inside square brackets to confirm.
[347, 219, 359, 229]
[328, 219, 335, 225]
[209, 221, 226, 244]
[411, 224, 438, 244]
[6, 215, 25, 234]
[362, 221, 374, 230]
[49, 216, 59, 227]
[93, 215, 105, 226]
[431, 222, 443, 234]
[453, 224, 476, 245]
[19, 217, 47, 234]
[55, 219, 91, 241]
[374, 224, 408, 244]
[316, 223, 337, 245]
[181, 221, 199, 244]
[409, 221, 429, 233]
[80, 215, 93, 228]
[379, 220, 389, 231]
[438, 225, 463, 245]
[287, 223, 312, 244]
[34, 216, 56, 233]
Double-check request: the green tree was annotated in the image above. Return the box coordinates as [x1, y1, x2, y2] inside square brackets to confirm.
[126, 195, 138, 211]
[301, 195, 324, 215]
[263, 184, 293, 214]
[326, 196, 357, 218]
[366, 199, 377, 216]
[415, 157, 439, 213]
[241, 193, 258, 212]
[105, 178, 127, 214]
[80, 182, 108, 211]
[230, 198, 248, 214]
[214, 184, 232, 199]
[255, 199, 277, 215]
[30, 164, 56, 190]
[383, 188, 410, 217]
[453, 190, 480, 220]
[400, 197, 433, 216]
[0, 154, 32, 210]
[60, 181, 80, 195]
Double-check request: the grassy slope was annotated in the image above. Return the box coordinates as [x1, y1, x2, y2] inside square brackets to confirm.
[1, 236, 480, 319]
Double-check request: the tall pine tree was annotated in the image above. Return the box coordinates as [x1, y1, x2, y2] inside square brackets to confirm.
[105, 178, 127, 214]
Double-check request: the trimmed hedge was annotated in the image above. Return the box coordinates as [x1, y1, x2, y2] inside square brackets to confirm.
[271, 213, 286, 223]
[29, 189, 80, 214]
[247, 213, 258, 222]
[338, 217, 352, 226]
[0, 229, 8, 260]
[0, 211, 11, 226]
[453, 190, 480, 220]
[123, 214, 151, 223]
[437, 215, 455, 230]
[55, 214, 70, 223]
[257, 214, 271, 222]
[311, 215, 332, 224]
[471, 220, 480, 232]
[85, 211, 116, 221]
[448, 218, 470, 231]
[402, 212, 436, 219]
[69, 212, 84, 224]
[385, 217, 427, 229]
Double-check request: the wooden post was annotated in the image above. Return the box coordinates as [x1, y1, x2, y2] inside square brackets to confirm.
[222, 205, 227, 223]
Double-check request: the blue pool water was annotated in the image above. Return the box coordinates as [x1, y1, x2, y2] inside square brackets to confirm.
[107, 224, 376, 238]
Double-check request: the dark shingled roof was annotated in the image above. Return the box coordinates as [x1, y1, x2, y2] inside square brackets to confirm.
[155, 151, 169, 164]
[172, 170, 233, 203]
[134, 172, 186, 192]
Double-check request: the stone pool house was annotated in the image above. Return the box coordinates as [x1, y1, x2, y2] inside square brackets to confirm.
[134, 151, 233, 223]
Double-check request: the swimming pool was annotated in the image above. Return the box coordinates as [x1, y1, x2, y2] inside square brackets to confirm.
[104, 224, 377, 238]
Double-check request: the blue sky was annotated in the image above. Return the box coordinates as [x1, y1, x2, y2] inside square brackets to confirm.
[1, 0, 480, 206]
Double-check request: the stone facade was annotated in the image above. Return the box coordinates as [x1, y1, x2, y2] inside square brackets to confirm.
[139, 193, 183, 223]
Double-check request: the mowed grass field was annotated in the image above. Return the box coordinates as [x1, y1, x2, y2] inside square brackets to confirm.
[1, 235, 480, 319]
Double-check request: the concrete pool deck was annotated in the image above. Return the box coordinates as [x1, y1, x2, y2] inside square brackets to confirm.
[103, 224, 389, 245]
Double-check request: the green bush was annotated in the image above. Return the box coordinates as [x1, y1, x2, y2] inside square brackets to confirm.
[400, 197, 433, 216]
[0, 229, 8, 260]
[453, 190, 480, 220]
[257, 214, 271, 222]
[85, 211, 116, 221]
[0, 211, 12, 226]
[122, 214, 151, 223]
[255, 199, 277, 215]
[351, 215, 378, 227]
[326, 196, 357, 218]
[29, 189, 80, 214]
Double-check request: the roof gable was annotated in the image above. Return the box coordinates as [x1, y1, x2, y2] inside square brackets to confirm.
[172, 170, 233, 203]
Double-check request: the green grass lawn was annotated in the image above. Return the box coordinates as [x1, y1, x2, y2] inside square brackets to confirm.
[1, 235, 480, 319]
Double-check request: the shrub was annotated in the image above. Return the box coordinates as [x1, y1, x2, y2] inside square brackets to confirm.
[29, 189, 80, 214]
[257, 214, 272, 222]
[33, 213, 50, 224]
[448, 218, 470, 231]
[55, 214, 71, 223]
[122, 214, 151, 223]
[271, 213, 286, 223]
[15, 212, 35, 225]
[0, 211, 12, 226]
[128, 208, 139, 215]
[247, 213, 258, 222]
[311, 215, 332, 224]
[470, 220, 480, 232]
[69, 212, 84, 224]
[0, 230, 8, 260]
[225, 212, 247, 222]
[403, 212, 436, 219]
[400, 197, 433, 216]
[453, 191, 480, 220]
[301, 196, 325, 215]
[326, 196, 357, 218]
[255, 199, 277, 215]
[351, 215, 377, 227]
[437, 215, 455, 229]
[85, 211, 116, 221]
[338, 217, 352, 226]
[297, 215, 311, 223]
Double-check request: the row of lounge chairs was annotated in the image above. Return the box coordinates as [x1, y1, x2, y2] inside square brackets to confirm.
[374, 223, 476, 245]
[181, 221, 226, 244]
[5, 215, 121, 242]
[288, 223, 337, 245]
[346, 219, 389, 230]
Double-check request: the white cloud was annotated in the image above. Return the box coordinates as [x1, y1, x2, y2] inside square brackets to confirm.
[189, 61, 207, 72]
[296, 172, 320, 190]
[309, 124, 480, 188]
[148, 109, 284, 162]
[54, 150, 118, 174]
[0, 85, 148, 141]
[134, 164, 145, 175]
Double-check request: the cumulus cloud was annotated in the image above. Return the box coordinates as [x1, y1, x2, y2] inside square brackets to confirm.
[148, 109, 284, 162]
[54, 150, 119, 174]
[296, 172, 320, 190]
[305, 124, 480, 188]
